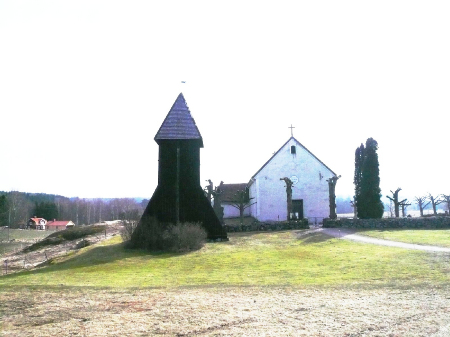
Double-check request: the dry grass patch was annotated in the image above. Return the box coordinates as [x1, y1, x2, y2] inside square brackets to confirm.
[1, 285, 450, 336]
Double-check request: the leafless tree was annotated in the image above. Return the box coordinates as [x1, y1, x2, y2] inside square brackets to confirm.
[6, 191, 33, 226]
[441, 194, 450, 215]
[428, 193, 444, 215]
[399, 200, 411, 217]
[204, 179, 214, 203]
[414, 196, 430, 217]
[388, 200, 395, 218]
[280, 177, 294, 221]
[228, 188, 256, 225]
[326, 175, 341, 219]
[350, 198, 357, 219]
[386, 188, 406, 218]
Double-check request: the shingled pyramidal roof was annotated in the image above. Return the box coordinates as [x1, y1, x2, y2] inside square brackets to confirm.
[154, 93, 203, 147]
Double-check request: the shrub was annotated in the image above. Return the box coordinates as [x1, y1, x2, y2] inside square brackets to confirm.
[74, 239, 91, 249]
[53, 225, 106, 241]
[23, 225, 106, 252]
[163, 223, 207, 252]
[127, 216, 207, 252]
[120, 221, 138, 242]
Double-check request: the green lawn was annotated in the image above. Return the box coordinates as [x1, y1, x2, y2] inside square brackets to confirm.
[354, 228, 450, 247]
[1, 230, 449, 288]
[0, 228, 51, 241]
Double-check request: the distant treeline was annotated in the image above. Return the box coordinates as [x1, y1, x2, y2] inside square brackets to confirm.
[0, 191, 149, 228]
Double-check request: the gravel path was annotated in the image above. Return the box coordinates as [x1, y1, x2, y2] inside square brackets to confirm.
[321, 227, 450, 252]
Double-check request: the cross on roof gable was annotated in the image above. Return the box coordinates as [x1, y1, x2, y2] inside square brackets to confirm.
[251, 136, 336, 179]
[154, 93, 203, 146]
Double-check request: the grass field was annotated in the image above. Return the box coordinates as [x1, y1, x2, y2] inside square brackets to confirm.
[0, 228, 51, 255]
[0, 228, 51, 241]
[2, 229, 450, 336]
[1, 230, 450, 288]
[354, 228, 450, 248]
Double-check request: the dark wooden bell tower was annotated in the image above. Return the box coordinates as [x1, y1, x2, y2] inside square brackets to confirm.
[141, 93, 227, 240]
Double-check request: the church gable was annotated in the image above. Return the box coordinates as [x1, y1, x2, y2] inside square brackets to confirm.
[249, 136, 336, 222]
[251, 137, 336, 182]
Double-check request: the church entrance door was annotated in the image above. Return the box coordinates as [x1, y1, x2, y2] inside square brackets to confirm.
[291, 199, 303, 220]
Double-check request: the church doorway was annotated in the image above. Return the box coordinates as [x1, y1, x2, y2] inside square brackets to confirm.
[290, 199, 303, 220]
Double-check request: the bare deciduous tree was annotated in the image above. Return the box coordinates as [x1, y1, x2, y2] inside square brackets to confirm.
[441, 194, 450, 214]
[414, 196, 430, 217]
[7, 191, 33, 226]
[228, 188, 256, 225]
[428, 193, 444, 215]
[399, 200, 411, 217]
[386, 188, 406, 218]
[326, 175, 341, 219]
[280, 177, 294, 221]
[350, 198, 357, 219]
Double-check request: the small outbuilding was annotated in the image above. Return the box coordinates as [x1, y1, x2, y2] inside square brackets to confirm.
[46, 220, 75, 231]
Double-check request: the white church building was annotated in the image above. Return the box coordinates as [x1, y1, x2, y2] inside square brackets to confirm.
[221, 136, 337, 223]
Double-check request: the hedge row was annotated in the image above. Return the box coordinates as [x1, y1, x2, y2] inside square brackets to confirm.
[224, 219, 309, 233]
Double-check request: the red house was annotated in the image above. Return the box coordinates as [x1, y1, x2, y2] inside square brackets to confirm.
[27, 217, 47, 230]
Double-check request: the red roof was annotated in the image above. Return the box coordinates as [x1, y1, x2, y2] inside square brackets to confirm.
[29, 218, 46, 224]
[46, 221, 74, 227]
[219, 183, 249, 202]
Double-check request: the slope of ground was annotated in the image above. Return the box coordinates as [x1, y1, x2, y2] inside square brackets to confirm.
[2, 228, 450, 336]
[1, 222, 122, 274]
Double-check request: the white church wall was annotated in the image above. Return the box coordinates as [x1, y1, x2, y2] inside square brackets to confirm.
[249, 179, 258, 219]
[250, 138, 335, 222]
[223, 203, 250, 218]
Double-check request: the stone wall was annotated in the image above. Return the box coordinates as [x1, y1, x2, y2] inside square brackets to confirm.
[224, 219, 309, 232]
[323, 216, 450, 229]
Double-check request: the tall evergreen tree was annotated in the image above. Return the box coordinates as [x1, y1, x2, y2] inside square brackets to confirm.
[353, 143, 365, 211]
[0, 195, 8, 226]
[356, 138, 384, 219]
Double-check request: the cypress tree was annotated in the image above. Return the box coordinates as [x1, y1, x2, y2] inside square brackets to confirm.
[356, 138, 384, 219]
[353, 143, 365, 210]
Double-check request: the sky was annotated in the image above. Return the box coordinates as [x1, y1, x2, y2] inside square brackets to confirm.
[1, 1, 449, 201]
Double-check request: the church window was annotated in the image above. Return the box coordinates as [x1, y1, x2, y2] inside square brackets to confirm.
[290, 146, 296, 154]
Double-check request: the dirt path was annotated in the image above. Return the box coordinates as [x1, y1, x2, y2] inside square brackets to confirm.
[320, 228, 450, 252]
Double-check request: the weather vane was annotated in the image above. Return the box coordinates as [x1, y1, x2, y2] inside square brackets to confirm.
[288, 124, 295, 137]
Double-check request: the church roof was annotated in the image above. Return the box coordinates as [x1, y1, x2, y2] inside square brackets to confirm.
[250, 136, 336, 180]
[219, 183, 249, 202]
[154, 93, 203, 146]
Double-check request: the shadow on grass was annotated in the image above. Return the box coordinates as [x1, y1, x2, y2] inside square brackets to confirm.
[4, 241, 204, 278]
[297, 231, 334, 245]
